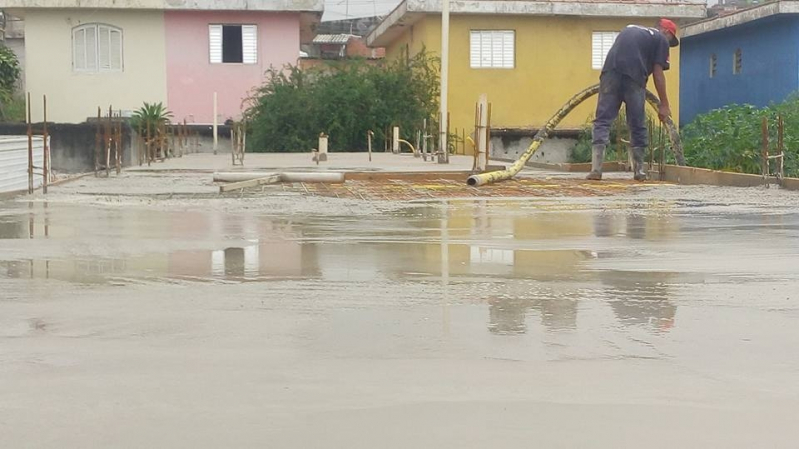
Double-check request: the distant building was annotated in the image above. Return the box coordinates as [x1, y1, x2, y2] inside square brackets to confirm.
[708, 0, 764, 17]
[366, 0, 706, 150]
[3, 0, 323, 123]
[680, 1, 799, 126]
[299, 17, 385, 69]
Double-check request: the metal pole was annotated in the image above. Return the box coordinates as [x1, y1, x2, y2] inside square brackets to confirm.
[438, 0, 450, 164]
[368, 130, 373, 162]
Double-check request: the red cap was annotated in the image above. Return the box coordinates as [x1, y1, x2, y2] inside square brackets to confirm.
[660, 18, 679, 47]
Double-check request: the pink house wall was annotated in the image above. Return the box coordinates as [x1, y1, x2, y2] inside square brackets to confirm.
[164, 11, 300, 124]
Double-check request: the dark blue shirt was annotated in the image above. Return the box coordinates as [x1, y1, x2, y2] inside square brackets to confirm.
[602, 25, 671, 87]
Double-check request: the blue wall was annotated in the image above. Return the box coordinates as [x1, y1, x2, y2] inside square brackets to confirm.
[679, 14, 799, 127]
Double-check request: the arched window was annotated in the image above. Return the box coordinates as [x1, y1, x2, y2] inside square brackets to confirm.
[73, 24, 123, 72]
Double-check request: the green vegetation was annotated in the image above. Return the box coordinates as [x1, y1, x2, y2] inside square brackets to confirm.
[130, 102, 173, 132]
[244, 50, 440, 152]
[681, 99, 799, 177]
[0, 44, 22, 122]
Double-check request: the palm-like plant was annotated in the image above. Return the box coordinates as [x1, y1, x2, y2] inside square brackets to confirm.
[131, 102, 173, 159]
[130, 102, 173, 132]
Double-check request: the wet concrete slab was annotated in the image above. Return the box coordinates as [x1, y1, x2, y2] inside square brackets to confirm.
[2, 175, 799, 447]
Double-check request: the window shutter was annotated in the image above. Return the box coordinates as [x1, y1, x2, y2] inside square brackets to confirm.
[491, 31, 503, 68]
[109, 28, 123, 71]
[98, 25, 111, 70]
[85, 26, 98, 71]
[242, 25, 257, 64]
[592, 31, 618, 70]
[480, 32, 491, 68]
[74, 28, 86, 70]
[469, 31, 481, 68]
[209, 25, 223, 63]
[470, 30, 514, 69]
[501, 30, 514, 68]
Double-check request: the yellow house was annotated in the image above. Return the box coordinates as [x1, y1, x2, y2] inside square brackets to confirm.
[366, 0, 706, 152]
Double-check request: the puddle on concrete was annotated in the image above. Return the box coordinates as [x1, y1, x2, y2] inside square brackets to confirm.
[2, 198, 798, 336]
[2, 199, 798, 285]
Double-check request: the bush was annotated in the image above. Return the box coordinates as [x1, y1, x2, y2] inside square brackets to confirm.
[681, 98, 799, 177]
[0, 44, 21, 121]
[244, 50, 439, 152]
[570, 109, 670, 163]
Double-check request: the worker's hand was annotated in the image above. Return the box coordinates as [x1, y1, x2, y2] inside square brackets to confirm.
[658, 103, 672, 122]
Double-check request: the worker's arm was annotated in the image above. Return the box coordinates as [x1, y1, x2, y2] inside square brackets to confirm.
[652, 64, 671, 122]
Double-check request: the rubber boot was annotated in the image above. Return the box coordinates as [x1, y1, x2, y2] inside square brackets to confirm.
[586, 144, 605, 180]
[633, 147, 647, 181]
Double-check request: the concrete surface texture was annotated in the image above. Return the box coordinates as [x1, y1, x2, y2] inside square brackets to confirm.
[2, 169, 799, 448]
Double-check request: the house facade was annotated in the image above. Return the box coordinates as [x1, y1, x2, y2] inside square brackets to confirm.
[680, 1, 799, 127]
[5, 0, 322, 124]
[366, 0, 705, 147]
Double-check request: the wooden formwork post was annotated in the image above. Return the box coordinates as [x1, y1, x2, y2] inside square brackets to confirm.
[475, 94, 488, 172]
[116, 113, 122, 174]
[762, 116, 769, 188]
[778, 115, 785, 181]
[95, 107, 102, 175]
[146, 121, 152, 166]
[137, 124, 143, 166]
[105, 106, 112, 177]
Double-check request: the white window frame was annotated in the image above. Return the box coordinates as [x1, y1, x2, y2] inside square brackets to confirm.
[469, 30, 515, 69]
[592, 31, 619, 70]
[209, 24, 258, 65]
[72, 23, 123, 73]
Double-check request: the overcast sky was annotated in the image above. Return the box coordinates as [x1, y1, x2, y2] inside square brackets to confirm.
[322, 0, 398, 21]
[321, 0, 718, 22]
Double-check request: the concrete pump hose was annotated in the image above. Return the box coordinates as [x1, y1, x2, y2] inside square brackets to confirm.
[466, 84, 685, 187]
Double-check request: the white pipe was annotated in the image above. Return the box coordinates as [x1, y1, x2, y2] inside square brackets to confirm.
[213, 172, 345, 184]
[438, 0, 450, 164]
[213, 92, 218, 155]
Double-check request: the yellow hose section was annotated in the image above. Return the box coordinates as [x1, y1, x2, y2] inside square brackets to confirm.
[397, 139, 417, 156]
[466, 84, 685, 186]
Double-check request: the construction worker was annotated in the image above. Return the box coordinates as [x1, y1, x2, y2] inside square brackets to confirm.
[587, 18, 679, 181]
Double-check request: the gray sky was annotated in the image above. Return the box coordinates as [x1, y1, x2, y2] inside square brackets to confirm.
[321, 0, 717, 22]
[322, 0, 400, 21]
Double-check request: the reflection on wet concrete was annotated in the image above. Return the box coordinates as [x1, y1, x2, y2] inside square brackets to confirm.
[488, 296, 578, 335]
[600, 270, 677, 332]
[2, 197, 798, 339]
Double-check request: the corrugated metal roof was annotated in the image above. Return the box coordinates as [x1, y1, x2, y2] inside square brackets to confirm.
[313, 34, 354, 44]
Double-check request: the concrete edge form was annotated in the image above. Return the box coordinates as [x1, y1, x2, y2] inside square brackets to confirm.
[658, 165, 799, 190]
